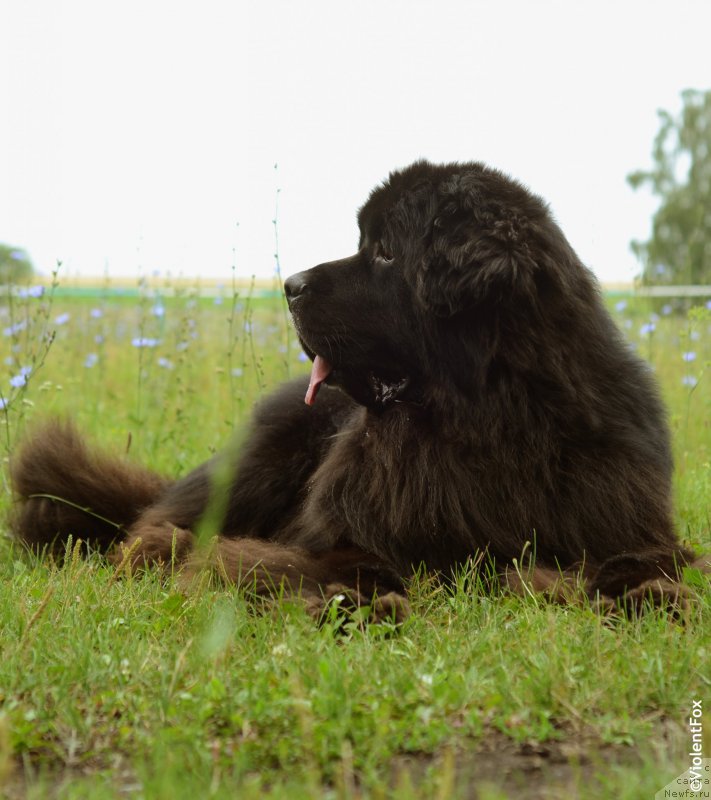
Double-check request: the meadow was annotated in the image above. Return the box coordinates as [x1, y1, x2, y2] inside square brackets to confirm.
[0, 272, 710, 799]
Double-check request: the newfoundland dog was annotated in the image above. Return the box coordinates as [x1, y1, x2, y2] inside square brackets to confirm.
[10, 160, 701, 617]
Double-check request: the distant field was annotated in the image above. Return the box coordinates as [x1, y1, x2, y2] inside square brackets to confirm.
[0, 279, 710, 799]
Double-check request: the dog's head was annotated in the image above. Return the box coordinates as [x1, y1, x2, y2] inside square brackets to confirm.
[286, 160, 589, 410]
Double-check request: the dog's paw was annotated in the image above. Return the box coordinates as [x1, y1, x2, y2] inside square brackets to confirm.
[304, 582, 410, 626]
[369, 591, 411, 624]
[610, 578, 691, 618]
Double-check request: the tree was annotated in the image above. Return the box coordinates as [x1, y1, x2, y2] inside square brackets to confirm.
[627, 89, 711, 285]
[0, 244, 34, 284]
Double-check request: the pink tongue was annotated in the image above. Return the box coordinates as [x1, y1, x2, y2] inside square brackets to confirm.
[305, 355, 333, 406]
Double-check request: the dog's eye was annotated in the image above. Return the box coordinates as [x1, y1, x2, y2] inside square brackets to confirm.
[375, 243, 394, 263]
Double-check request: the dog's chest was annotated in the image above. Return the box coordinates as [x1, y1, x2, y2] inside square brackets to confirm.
[303, 414, 484, 567]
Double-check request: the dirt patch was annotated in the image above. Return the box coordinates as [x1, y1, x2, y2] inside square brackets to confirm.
[390, 720, 687, 799]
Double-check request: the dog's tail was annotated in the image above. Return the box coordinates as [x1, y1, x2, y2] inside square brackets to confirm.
[9, 419, 170, 555]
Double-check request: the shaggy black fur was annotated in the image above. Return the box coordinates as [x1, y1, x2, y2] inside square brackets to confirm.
[10, 160, 701, 616]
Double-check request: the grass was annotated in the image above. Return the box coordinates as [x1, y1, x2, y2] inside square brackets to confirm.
[0, 279, 710, 799]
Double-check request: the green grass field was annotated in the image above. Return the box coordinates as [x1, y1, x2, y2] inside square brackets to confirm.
[0, 278, 710, 799]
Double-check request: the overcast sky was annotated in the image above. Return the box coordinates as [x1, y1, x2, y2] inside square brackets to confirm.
[1, 0, 709, 284]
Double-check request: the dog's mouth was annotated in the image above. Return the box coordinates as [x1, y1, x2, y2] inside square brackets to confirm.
[292, 311, 418, 409]
[305, 354, 333, 406]
[302, 348, 415, 410]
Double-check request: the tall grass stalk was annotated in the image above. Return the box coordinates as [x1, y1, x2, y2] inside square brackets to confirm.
[272, 165, 291, 376]
[0, 262, 60, 461]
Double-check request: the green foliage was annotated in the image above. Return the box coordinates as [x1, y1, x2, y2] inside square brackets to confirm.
[628, 89, 711, 285]
[0, 244, 33, 284]
[0, 286, 710, 797]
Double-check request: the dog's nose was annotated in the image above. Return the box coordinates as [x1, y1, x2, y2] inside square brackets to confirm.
[284, 272, 309, 301]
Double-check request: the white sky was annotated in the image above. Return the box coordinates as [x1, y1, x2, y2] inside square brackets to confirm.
[1, 0, 709, 284]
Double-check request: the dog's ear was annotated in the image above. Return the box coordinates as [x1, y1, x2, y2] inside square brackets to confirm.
[417, 188, 540, 316]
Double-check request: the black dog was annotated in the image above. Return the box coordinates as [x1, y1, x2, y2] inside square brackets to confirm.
[10, 160, 701, 617]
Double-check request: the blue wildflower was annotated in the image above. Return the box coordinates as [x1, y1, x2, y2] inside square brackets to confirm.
[639, 322, 656, 336]
[682, 375, 698, 388]
[682, 352, 697, 362]
[3, 320, 27, 337]
[661, 304, 672, 315]
[152, 304, 165, 317]
[298, 351, 309, 362]
[17, 285, 45, 299]
[131, 337, 160, 348]
[90, 308, 103, 319]
[615, 300, 627, 312]
[10, 367, 30, 387]
[85, 353, 98, 368]
[157, 357, 173, 369]
[55, 312, 70, 326]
